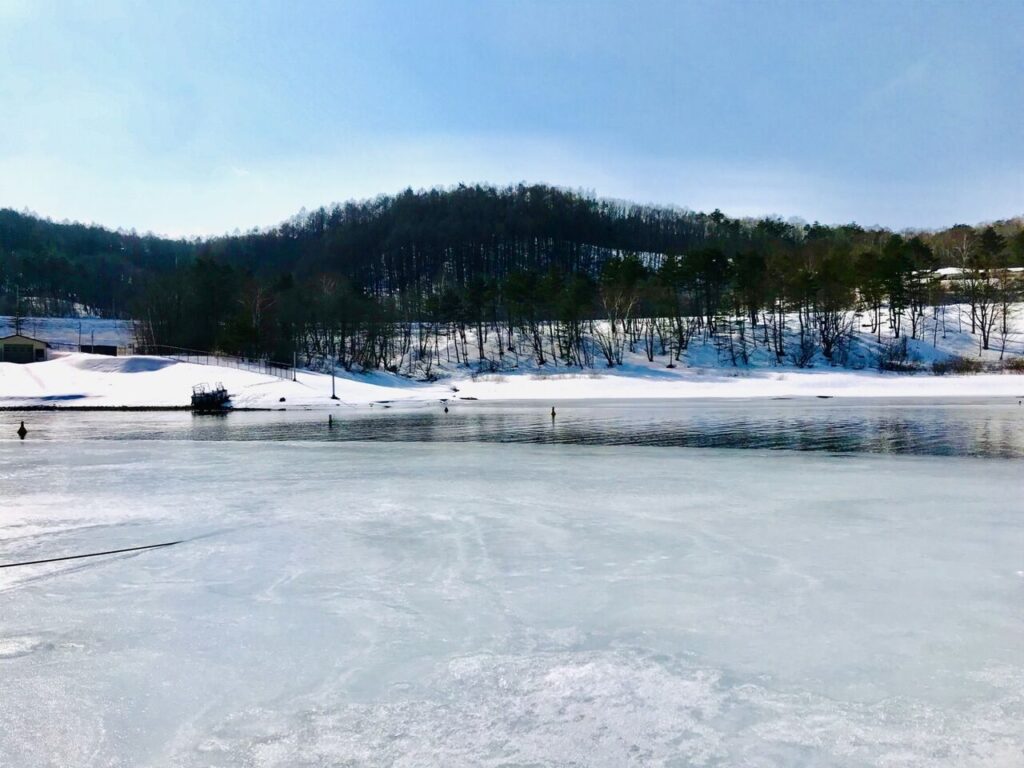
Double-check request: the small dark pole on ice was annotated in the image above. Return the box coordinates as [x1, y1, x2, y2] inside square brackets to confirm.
[17, 421, 27, 439]
[330, 336, 339, 400]
[551, 406, 556, 420]
[328, 414, 333, 428]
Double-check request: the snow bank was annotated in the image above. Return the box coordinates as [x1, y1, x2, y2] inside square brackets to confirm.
[1, 353, 1022, 409]
[451, 367, 1024, 401]
[0, 354, 444, 409]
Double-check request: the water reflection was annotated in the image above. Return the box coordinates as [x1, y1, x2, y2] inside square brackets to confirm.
[6, 399, 1024, 458]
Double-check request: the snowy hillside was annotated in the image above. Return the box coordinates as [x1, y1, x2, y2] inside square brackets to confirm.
[1, 306, 1022, 408]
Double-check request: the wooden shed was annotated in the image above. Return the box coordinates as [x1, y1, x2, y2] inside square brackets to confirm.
[0, 334, 50, 363]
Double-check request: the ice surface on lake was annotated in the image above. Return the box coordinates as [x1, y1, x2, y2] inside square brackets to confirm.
[1, 439, 1022, 766]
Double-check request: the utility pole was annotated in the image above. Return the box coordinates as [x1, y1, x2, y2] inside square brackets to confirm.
[14, 283, 22, 335]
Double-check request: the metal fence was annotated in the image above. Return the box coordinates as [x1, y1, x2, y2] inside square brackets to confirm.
[135, 345, 295, 380]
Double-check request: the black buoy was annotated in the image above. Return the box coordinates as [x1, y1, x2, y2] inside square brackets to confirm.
[16, 421, 27, 440]
[551, 406, 556, 419]
[328, 414, 333, 427]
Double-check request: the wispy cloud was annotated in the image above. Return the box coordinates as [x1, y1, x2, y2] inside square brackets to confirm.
[866, 57, 932, 106]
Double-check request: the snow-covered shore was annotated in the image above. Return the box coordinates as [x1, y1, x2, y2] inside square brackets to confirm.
[2, 306, 1023, 408]
[1, 353, 1022, 410]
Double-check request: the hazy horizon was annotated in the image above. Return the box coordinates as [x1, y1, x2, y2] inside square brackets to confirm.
[6, 180, 1023, 242]
[2, 0, 1022, 237]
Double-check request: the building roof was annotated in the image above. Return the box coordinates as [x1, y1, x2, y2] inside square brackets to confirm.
[0, 333, 51, 346]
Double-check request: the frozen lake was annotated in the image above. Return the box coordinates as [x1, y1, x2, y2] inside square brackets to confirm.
[1, 401, 1023, 766]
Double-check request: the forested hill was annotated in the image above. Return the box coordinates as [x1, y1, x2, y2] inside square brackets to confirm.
[3, 183, 806, 315]
[2, 184, 1022, 366]
[2, 185, 711, 315]
[199, 185, 731, 294]
[0, 207, 192, 316]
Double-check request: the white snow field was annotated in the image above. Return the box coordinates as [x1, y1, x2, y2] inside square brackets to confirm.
[1, 351, 1023, 409]
[0, 353, 428, 408]
[1, 438, 1022, 767]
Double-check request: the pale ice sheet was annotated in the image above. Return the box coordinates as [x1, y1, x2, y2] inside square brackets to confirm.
[1, 441, 1022, 766]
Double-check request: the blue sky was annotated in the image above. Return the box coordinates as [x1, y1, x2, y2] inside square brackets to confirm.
[1, 0, 1021, 236]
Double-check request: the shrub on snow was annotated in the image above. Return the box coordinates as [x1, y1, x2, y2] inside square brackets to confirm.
[931, 356, 985, 376]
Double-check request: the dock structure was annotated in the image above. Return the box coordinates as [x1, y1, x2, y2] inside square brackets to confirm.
[191, 383, 230, 413]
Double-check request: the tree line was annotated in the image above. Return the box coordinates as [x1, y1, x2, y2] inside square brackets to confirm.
[2, 185, 1022, 370]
